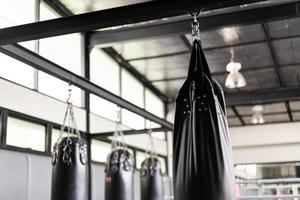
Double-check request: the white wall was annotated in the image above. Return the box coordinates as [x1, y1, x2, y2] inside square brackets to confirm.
[230, 122, 300, 164]
[0, 78, 86, 131]
[0, 149, 168, 200]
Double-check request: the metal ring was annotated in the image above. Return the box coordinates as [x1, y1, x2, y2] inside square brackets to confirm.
[188, 8, 201, 17]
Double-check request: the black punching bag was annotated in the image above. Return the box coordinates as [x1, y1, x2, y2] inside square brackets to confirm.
[140, 157, 164, 200]
[105, 149, 134, 200]
[105, 118, 134, 200]
[173, 39, 236, 200]
[51, 99, 88, 200]
[51, 137, 88, 200]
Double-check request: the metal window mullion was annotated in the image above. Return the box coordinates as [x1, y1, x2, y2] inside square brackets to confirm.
[0, 109, 8, 148]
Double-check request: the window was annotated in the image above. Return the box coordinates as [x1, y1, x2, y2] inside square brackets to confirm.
[0, 0, 36, 51]
[37, 2, 83, 106]
[136, 151, 167, 174]
[90, 48, 120, 95]
[90, 94, 119, 121]
[0, 0, 36, 28]
[145, 89, 165, 118]
[6, 117, 46, 151]
[91, 139, 134, 163]
[91, 140, 112, 163]
[38, 72, 83, 107]
[122, 109, 145, 130]
[39, 1, 83, 76]
[0, 53, 35, 89]
[121, 70, 144, 108]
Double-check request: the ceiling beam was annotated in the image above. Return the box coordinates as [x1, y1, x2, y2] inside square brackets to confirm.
[226, 87, 300, 106]
[43, 0, 73, 17]
[89, 1, 300, 46]
[91, 127, 167, 138]
[262, 23, 283, 86]
[286, 101, 294, 122]
[0, 0, 266, 46]
[0, 44, 173, 130]
[232, 106, 246, 125]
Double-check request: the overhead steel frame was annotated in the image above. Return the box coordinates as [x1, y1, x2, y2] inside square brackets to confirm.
[0, 0, 298, 130]
[88, 1, 300, 45]
[0, 44, 174, 131]
[0, 0, 266, 45]
[0, 0, 271, 132]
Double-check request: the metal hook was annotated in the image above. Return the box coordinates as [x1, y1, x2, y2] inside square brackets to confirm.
[189, 8, 202, 41]
[115, 107, 122, 123]
[67, 82, 73, 104]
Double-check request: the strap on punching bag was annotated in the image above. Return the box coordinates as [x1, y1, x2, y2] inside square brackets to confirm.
[51, 84, 88, 200]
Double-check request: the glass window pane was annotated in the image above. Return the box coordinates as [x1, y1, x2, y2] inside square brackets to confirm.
[90, 94, 118, 121]
[122, 109, 145, 130]
[90, 48, 120, 95]
[39, 1, 83, 76]
[91, 140, 112, 163]
[121, 70, 144, 108]
[0, 53, 35, 89]
[6, 117, 46, 151]
[0, 0, 36, 28]
[38, 72, 82, 107]
[0, 0, 36, 51]
[145, 89, 165, 118]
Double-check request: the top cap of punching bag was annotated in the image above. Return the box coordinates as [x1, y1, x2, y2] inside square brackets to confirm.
[141, 157, 162, 177]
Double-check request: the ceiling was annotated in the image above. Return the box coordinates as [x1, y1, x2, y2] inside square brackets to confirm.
[53, 0, 300, 127]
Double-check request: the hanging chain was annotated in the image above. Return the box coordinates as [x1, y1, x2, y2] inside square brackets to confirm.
[52, 83, 84, 165]
[112, 108, 126, 150]
[145, 120, 156, 158]
[191, 10, 201, 41]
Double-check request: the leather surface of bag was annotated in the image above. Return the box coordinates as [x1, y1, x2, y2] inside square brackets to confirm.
[173, 40, 236, 200]
[51, 137, 88, 200]
[140, 157, 164, 200]
[105, 149, 134, 200]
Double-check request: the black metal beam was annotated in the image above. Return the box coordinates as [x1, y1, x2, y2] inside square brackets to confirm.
[262, 23, 283, 87]
[151, 65, 276, 82]
[180, 35, 192, 50]
[126, 39, 266, 62]
[0, 44, 173, 130]
[127, 50, 190, 62]
[91, 127, 167, 138]
[43, 0, 73, 17]
[102, 47, 169, 102]
[226, 87, 300, 106]
[0, 0, 266, 45]
[89, 1, 300, 46]
[232, 106, 245, 125]
[286, 101, 294, 122]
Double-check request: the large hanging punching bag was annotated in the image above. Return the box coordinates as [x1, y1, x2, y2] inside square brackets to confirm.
[51, 88, 88, 200]
[105, 114, 134, 200]
[173, 17, 236, 200]
[140, 129, 164, 200]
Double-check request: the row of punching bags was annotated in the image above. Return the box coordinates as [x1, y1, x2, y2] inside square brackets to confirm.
[51, 120, 163, 200]
[51, 38, 236, 200]
[51, 139, 163, 200]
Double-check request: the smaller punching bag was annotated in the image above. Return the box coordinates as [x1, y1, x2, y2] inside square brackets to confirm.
[105, 111, 134, 200]
[140, 128, 164, 200]
[51, 87, 88, 200]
